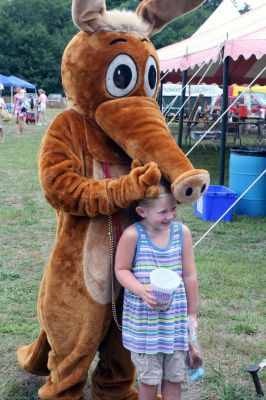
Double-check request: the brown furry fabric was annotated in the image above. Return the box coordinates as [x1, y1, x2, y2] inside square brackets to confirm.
[137, 0, 206, 36]
[17, 1, 208, 399]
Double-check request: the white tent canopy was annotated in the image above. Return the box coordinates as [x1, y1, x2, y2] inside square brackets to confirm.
[192, 0, 240, 36]
[158, 2, 266, 85]
[157, 1, 266, 185]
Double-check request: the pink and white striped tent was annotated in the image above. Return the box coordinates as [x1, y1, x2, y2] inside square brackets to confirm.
[157, 3, 266, 85]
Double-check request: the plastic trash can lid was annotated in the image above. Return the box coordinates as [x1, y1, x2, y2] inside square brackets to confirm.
[230, 147, 266, 157]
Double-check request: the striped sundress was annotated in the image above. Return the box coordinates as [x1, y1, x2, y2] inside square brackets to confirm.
[122, 221, 189, 354]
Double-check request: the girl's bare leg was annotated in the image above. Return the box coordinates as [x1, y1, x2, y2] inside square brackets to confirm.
[161, 380, 181, 400]
[138, 383, 158, 400]
[39, 112, 45, 124]
[17, 117, 24, 134]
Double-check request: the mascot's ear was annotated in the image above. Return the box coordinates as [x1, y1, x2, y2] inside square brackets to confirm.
[72, 0, 106, 32]
[72, 0, 206, 36]
[136, 0, 206, 38]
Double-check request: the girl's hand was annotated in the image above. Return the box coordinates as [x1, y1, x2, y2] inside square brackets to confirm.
[139, 284, 157, 309]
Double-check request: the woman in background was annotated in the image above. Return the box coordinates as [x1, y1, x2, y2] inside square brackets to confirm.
[37, 89, 47, 125]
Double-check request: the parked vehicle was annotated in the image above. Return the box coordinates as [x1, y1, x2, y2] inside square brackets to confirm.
[230, 84, 266, 97]
[213, 92, 266, 116]
[47, 93, 65, 109]
[47, 93, 63, 101]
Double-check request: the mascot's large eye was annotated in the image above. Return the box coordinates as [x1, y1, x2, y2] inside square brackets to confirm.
[144, 56, 158, 97]
[106, 54, 137, 97]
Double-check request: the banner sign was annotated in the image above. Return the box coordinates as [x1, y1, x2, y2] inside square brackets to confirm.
[162, 83, 222, 97]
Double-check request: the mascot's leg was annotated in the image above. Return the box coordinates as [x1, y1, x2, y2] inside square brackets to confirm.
[17, 329, 50, 376]
[36, 298, 112, 400]
[18, 262, 115, 399]
[18, 269, 51, 376]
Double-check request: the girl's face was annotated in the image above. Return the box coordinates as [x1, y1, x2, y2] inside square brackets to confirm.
[137, 194, 177, 231]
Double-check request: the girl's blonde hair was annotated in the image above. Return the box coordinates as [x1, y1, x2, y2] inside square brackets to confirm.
[137, 179, 172, 209]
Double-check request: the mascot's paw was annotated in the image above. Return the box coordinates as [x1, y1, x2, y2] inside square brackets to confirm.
[172, 169, 210, 204]
[129, 161, 161, 199]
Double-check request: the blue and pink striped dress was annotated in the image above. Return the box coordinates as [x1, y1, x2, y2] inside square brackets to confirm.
[122, 221, 189, 354]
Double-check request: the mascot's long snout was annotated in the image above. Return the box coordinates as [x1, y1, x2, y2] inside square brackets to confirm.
[96, 96, 210, 204]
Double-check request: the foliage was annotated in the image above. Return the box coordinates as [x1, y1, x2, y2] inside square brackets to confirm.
[0, 0, 223, 94]
[0, 0, 77, 94]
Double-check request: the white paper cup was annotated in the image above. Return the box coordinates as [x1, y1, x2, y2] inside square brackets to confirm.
[150, 268, 181, 311]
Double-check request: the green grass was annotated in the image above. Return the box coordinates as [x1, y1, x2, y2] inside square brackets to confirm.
[0, 111, 265, 399]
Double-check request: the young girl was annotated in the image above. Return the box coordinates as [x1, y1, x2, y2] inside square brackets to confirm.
[115, 181, 200, 400]
[13, 87, 26, 135]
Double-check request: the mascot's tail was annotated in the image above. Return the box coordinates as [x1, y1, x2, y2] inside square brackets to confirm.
[17, 330, 50, 376]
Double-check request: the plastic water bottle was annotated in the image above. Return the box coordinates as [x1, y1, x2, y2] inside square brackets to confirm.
[187, 367, 205, 382]
[187, 318, 205, 381]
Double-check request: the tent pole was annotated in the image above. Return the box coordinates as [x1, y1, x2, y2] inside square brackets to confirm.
[177, 69, 187, 148]
[219, 56, 230, 185]
[11, 86, 14, 111]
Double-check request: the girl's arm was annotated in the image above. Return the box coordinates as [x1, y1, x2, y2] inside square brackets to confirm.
[115, 225, 156, 308]
[182, 224, 198, 326]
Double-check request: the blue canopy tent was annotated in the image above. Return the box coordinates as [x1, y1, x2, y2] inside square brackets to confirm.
[0, 74, 12, 87]
[7, 75, 36, 90]
[0, 75, 37, 109]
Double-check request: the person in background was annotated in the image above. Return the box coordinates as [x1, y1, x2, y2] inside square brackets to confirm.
[29, 96, 34, 111]
[231, 102, 240, 121]
[13, 87, 26, 135]
[0, 85, 6, 143]
[115, 181, 200, 400]
[37, 89, 47, 125]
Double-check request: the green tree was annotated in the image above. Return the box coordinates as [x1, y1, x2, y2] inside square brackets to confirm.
[0, 0, 222, 93]
[0, 0, 76, 93]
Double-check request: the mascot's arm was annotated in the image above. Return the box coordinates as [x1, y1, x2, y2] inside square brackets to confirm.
[38, 112, 160, 217]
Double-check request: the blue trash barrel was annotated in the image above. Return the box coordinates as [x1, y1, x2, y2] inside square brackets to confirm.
[229, 147, 266, 216]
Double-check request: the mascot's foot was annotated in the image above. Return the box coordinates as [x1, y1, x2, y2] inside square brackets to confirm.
[172, 169, 210, 204]
[17, 330, 50, 376]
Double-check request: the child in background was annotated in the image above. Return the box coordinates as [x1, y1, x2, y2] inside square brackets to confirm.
[115, 181, 202, 400]
[13, 87, 26, 135]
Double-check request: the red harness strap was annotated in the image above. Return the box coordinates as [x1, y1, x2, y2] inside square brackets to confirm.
[102, 162, 122, 244]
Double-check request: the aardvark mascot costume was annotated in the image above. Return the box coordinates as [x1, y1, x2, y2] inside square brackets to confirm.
[17, 0, 209, 399]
